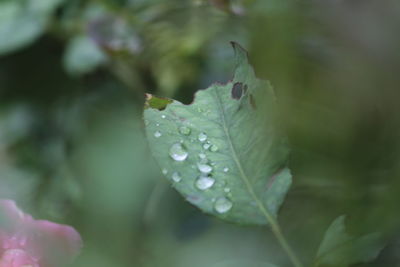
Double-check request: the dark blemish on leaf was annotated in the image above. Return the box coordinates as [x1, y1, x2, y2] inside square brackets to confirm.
[231, 82, 243, 100]
[249, 94, 257, 109]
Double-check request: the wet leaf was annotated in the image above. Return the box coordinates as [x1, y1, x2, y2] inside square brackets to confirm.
[143, 43, 291, 225]
[315, 215, 386, 267]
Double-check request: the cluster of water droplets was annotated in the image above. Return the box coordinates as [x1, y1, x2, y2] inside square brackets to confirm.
[152, 116, 233, 214]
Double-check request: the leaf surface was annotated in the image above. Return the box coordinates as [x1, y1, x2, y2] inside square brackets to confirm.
[315, 215, 385, 266]
[143, 43, 291, 225]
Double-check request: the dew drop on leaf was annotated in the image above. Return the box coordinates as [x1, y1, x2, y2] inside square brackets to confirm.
[224, 187, 231, 193]
[198, 153, 206, 159]
[214, 197, 233, 214]
[179, 126, 191, 135]
[210, 144, 218, 152]
[198, 132, 207, 142]
[197, 163, 212, 174]
[154, 130, 162, 138]
[169, 143, 189, 161]
[223, 167, 229, 173]
[161, 115, 166, 119]
[162, 168, 168, 175]
[203, 143, 211, 150]
[195, 176, 215, 190]
[172, 172, 182, 182]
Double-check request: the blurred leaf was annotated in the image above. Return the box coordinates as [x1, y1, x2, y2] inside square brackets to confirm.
[315, 215, 386, 267]
[0, 0, 63, 55]
[143, 43, 291, 225]
[63, 35, 107, 76]
[87, 15, 142, 54]
[211, 259, 278, 267]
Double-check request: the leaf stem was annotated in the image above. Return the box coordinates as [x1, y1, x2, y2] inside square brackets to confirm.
[258, 204, 303, 267]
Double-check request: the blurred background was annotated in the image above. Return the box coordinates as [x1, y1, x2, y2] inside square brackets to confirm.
[1, 0, 400, 266]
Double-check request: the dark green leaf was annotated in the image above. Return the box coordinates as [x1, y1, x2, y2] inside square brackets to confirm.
[211, 259, 278, 267]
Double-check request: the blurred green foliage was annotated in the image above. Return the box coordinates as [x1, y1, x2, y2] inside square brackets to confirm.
[1, 0, 400, 266]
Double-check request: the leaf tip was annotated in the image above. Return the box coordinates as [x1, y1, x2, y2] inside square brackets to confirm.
[230, 41, 249, 65]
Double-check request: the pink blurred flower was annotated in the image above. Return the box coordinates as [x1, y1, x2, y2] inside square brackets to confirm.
[0, 200, 82, 267]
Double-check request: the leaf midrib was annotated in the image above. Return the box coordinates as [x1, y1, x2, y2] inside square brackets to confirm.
[212, 87, 275, 223]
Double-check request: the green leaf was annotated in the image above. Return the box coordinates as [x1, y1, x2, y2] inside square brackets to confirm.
[211, 260, 279, 267]
[0, 0, 64, 55]
[63, 35, 107, 76]
[143, 43, 291, 225]
[315, 215, 386, 267]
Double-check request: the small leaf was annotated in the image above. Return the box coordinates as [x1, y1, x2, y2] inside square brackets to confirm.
[315, 215, 386, 267]
[0, 0, 64, 55]
[63, 35, 107, 76]
[143, 43, 291, 225]
[211, 259, 279, 267]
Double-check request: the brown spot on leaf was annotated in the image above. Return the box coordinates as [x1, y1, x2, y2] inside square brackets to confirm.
[145, 94, 173, 110]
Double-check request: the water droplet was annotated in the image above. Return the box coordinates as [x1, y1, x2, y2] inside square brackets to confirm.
[195, 176, 215, 190]
[198, 132, 207, 142]
[154, 131, 162, 138]
[197, 163, 212, 174]
[214, 197, 233, 214]
[169, 143, 188, 161]
[203, 143, 211, 150]
[186, 195, 203, 205]
[223, 167, 229, 173]
[224, 187, 231, 193]
[161, 115, 166, 119]
[179, 126, 191, 135]
[198, 153, 206, 159]
[172, 172, 182, 182]
[210, 144, 218, 152]
[156, 123, 160, 126]
[162, 168, 168, 175]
